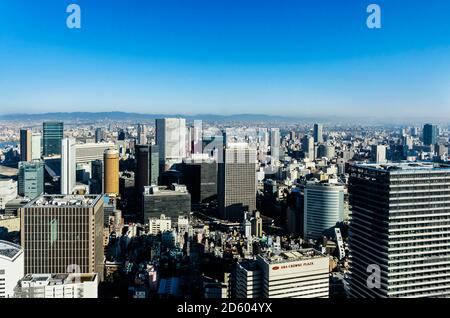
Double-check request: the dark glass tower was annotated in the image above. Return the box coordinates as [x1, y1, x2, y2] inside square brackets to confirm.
[423, 123, 438, 146]
[179, 157, 217, 204]
[135, 145, 159, 214]
[43, 122, 64, 156]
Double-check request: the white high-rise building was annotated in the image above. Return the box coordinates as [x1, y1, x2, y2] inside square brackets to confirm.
[31, 133, 42, 161]
[257, 249, 329, 298]
[61, 138, 76, 194]
[235, 249, 329, 298]
[218, 143, 257, 221]
[192, 120, 203, 154]
[269, 128, 280, 163]
[304, 181, 344, 241]
[156, 118, 187, 169]
[137, 124, 147, 145]
[370, 144, 387, 163]
[0, 240, 24, 298]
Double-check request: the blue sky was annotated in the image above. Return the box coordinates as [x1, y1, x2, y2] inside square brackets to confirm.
[0, 0, 449, 119]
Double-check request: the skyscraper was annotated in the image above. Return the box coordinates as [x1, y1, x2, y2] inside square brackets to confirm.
[43, 122, 64, 156]
[313, 123, 323, 143]
[61, 138, 76, 195]
[20, 195, 104, 281]
[304, 181, 344, 241]
[31, 133, 42, 160]
[423, 123, 438, 146]
[155, 118, 186, 170]
[301, 135, 315, 161]
[137, 123, 147, 145]
[18, 161, 44, 199]
[103, 149, 119, 196]
[192, 120, 203, 154]
[95, 127, 103, 143]
[348, 162, 450, 297]
[370, 144, 387, 163]
[179, 155, 217, 204]
[20, 129, 32, 162]
[135, 144, 159, 189]
[269, 128, 280, 162]
[218, 143, 257, 221]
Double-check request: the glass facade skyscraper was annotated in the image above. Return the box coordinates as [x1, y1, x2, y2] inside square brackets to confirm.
[423, 123, 438, 146]
[43, 122, 64, 156]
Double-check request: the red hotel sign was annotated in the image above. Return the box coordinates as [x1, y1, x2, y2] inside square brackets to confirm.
[272, 261, 314, 270]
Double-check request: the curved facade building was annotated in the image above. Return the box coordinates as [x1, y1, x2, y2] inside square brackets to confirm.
[304, 181, 344, 241]
[104, 149, 119, 196]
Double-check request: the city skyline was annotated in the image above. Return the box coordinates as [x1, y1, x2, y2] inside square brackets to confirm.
[0, 0, 449, 118]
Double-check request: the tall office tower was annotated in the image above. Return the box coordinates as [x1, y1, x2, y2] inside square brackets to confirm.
[135, 144, 159, 190]
[269, 128, 280, 162]
[313, 123, 324, 143]
[370, 144, 387, 163]
[142, 185, 191, 222]
[61, 138, 76, 195]
[20, 129, 32, 162]
[192, 120, 203, 154]
[0, 241, 24, 298]
[316, 144, 336, 159]
[348, 162, 450, 298]
[103, 149, 119, 196]
[31, 133, 42, 160]
[90, 160, 103, 194]
[43, 122, 64, 156]
[218, 143, 257, 221]
[402, 135, 413, 150]
[423, 123, 438, 146]
[301, 135, 315, 161]
[155, 118, 186, 170]
[135, 145, 160, 216]
[137, 123, 147, 145]
[304, 181, 344, 241]
[179, 154, 217, 204]
[18, 161, 44, 199]
[20, 195, 104, 281]
[95, 127, 103, 143]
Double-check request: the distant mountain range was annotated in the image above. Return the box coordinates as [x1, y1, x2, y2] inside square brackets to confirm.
[0, 111, 444, 125]
[0, 112, 317, 123]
